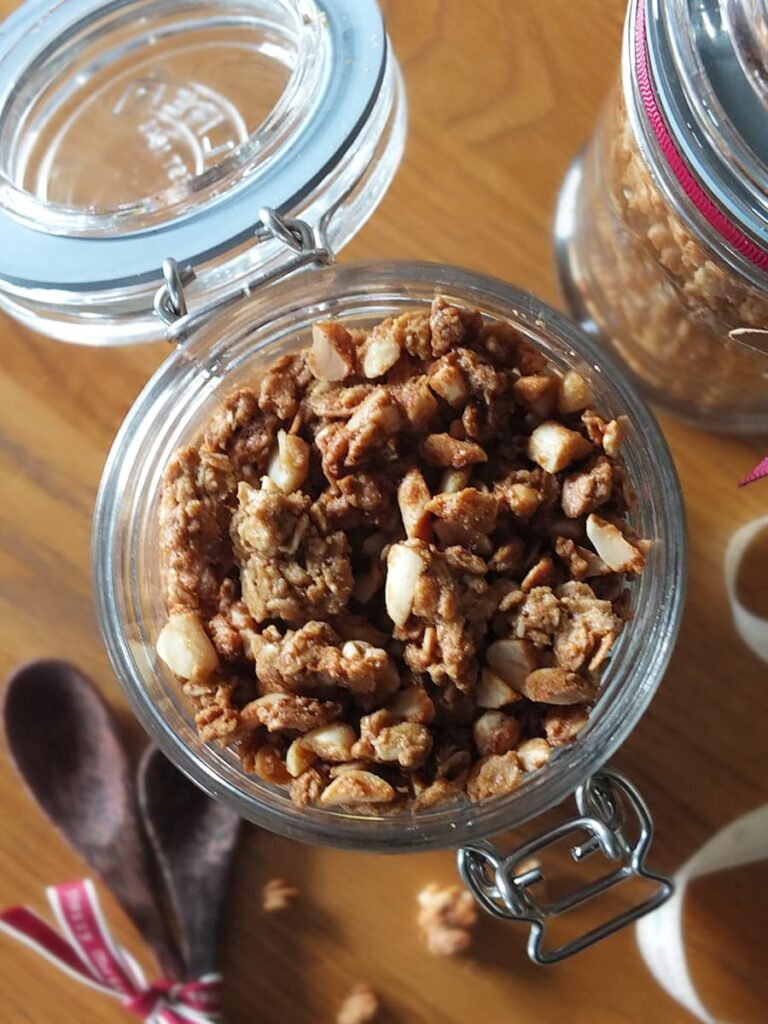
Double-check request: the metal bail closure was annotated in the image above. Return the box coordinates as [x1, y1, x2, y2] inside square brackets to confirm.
[457, 769, 674, 965]
[153, 208, 335, 343]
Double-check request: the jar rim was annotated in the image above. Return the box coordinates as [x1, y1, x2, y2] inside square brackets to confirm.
[92, 260, 688, 851]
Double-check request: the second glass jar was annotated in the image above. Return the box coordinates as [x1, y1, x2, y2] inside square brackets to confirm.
[556, 0, 768, 432]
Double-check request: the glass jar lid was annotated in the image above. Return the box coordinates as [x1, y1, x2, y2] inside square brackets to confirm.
[0, 0, 405, 343]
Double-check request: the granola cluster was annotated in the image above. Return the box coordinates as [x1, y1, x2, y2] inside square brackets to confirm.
[568, 82, 768, 423]
[157, 298, 645, 811]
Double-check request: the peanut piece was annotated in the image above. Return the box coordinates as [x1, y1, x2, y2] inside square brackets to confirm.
[385, 543, 426, 627]
[267, 430, 310, 494]
[586, 514, 645, 573]
[319, 770, 395, 807]
[557, 371, 593, 414]
[517, 737, 552, 772]
[156, 611, 218, 680]
[308, 321, 356, 381]
[528, 421, 593, 473]
[522, 667, 597, 705]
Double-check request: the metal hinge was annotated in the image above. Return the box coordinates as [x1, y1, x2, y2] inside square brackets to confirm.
[457, 769, 674, 965]
[153, 207, 335, 343]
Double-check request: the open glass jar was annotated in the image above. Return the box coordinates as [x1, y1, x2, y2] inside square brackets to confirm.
[555, 0, 768, 433]
[0, 0, 686, 964]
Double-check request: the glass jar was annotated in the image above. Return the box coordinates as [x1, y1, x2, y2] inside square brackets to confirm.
[93, 258, 686, 961]
[0, 0, 686, 963]
[555, 0, 768, 432]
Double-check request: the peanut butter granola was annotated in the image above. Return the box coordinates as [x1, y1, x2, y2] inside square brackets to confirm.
[157, 298, 645, 811]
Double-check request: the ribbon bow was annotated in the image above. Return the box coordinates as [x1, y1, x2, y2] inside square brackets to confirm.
[0, 879, 221, 1023]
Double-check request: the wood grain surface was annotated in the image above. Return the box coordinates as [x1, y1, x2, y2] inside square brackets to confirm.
[1, 2, 767, 1021]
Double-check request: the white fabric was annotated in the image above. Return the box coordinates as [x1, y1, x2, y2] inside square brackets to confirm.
[635, 517, 768, 1021]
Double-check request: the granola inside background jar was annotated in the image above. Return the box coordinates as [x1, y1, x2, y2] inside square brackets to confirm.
[555, 0, 768, 433]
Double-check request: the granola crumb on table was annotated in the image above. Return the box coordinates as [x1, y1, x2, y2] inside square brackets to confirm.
[157, 297, 646, 811]
[261, 877, 299, 913]
[416, 882, 478, 956]
[337, 983, 380, 1024]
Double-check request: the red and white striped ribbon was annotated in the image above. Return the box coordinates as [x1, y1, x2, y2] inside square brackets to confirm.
[0, 879, 222, 1023]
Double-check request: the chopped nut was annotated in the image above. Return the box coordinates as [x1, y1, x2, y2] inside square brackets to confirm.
[528, 421, 593, 473]
[285, 738, 318, 778]
[517, 737, 552, 772]
[417, 883, 478, 956]
[602, 417, 627, 457]
[386, 685, 436, 724]
[438, 467, 472, 493]
[425, 487, 498, 534]
[245, 744, 291, 785]
[513, 373, 559, 417]
[467, 752, 522, 801]
[473, 710, 522, 756]
[337, 983, 380, 1024]
[156, 611, 219, 680]
[301, 723, 356, 766]
[319, 770, 396, 807]
[545, 704, 589, 746]
[557, 371, 593, 414]
[422, 433, 487, 467]
[362, 327, 402, 378]
[262, 878, 298, 912]
[485, 638, 539, 689]
[398, 468, 432, 541]
[429, 358, 470, 406]
[309, 321, 357, 381]
[586, 514, 645, 573]
[475, 668, 522, 708]
[385, 543, 426, 627]
[521, 667, 597, 705]
[266, 430, 310, 494]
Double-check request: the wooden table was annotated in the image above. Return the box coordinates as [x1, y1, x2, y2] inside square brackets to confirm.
[1, 1, 767, 1021]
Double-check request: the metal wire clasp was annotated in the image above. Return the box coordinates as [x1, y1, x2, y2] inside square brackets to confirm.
[457, 769, 674, 965]
[153, 208, 335, 343]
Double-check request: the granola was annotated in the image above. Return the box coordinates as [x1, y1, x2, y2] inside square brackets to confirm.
[416, 883, 478, 956]
[158, 298, 645, 810]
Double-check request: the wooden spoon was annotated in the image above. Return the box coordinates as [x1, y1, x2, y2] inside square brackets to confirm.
[2, 659, 183, 979]
[137, 745, 241, 980]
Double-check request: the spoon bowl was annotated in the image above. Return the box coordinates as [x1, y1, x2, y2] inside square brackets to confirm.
[2, 659, 183, 979]
[138, 745, 241, 980]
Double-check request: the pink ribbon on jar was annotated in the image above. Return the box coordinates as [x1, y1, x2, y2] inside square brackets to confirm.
[0, 879, 221, 1023]
[634, 0, 768, 272]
